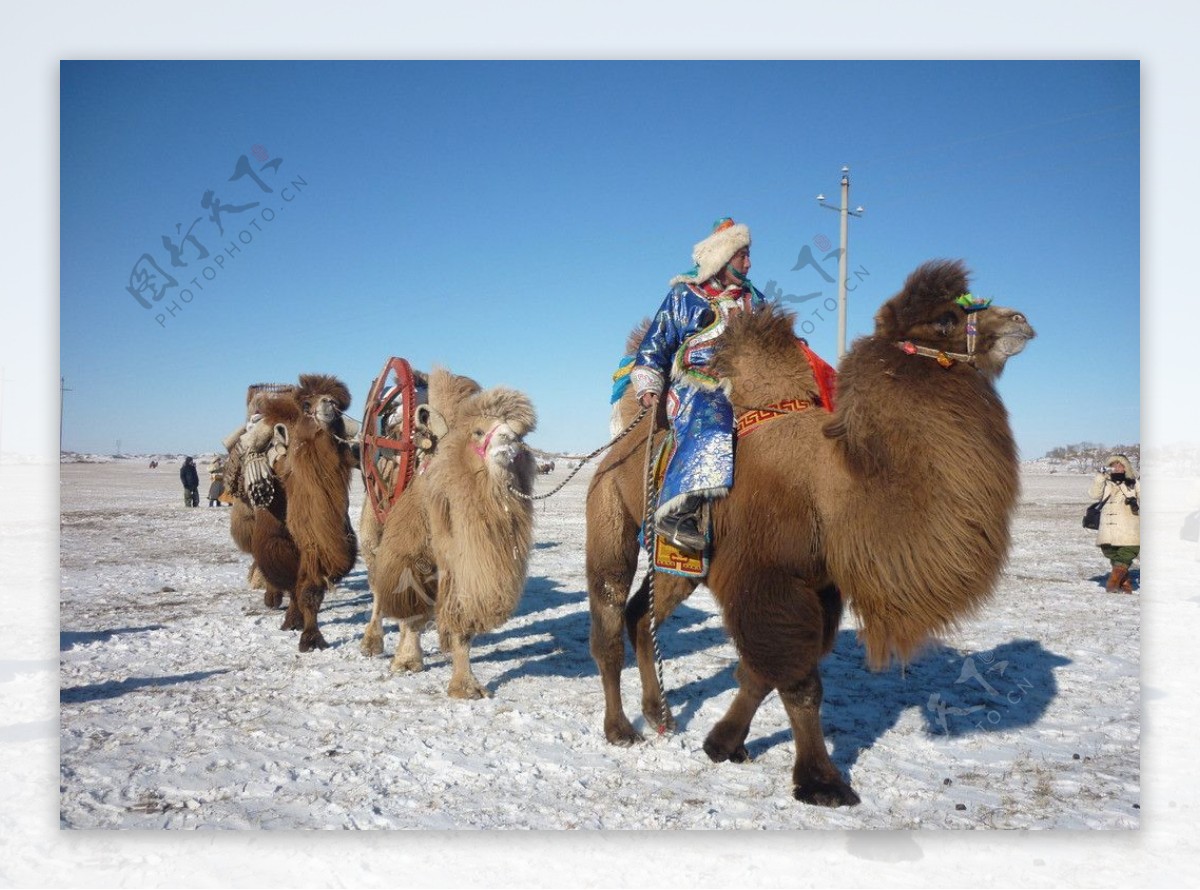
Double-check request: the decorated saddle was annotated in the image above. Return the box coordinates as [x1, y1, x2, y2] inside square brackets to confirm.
[614, 337, 837, 579]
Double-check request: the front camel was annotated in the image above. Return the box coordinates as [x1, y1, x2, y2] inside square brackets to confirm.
[586, 259, 1035, 806]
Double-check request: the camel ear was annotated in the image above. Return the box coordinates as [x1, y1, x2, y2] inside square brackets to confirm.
[417, 405, 449, 440]
[273, 423, 290, 448]
[873, 302, 900, 338]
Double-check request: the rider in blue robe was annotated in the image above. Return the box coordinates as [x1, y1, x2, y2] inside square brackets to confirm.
[630, 218, 766, 552]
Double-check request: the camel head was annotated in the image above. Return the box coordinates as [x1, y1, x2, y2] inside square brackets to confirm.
[871, 259, 1035, 378]
[457, 387, 537, 488]
[256, 393, 304, 478]
[296, 373, 352, 432]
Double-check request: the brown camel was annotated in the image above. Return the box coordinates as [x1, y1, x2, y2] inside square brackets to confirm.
[586, 259, 1035, 806]
[226, 375, 356, 609]
[248, 386, 359, 651]
[361, 368, 537, 698]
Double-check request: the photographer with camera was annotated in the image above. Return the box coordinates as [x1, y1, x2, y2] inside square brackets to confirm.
[1088, 453, 1140, 593]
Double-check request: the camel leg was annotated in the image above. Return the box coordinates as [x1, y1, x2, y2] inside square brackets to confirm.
[390, 618, 426, 673]
[297, 582, 328, 652]
[779, 670, 859, 807]
[587, 499, 643, 744]
[360, 597, 385, 657]
[280, 592, 303, 631]
[445, 631, 488, 699]
[590, 589, 639, 743]
[710, 566, 857, 806]
[263, 578, 284, 610]
[703, 660, 770, 764]
[626, 572, 696, 735]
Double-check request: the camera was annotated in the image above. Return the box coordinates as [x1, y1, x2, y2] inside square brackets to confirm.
[1125, 496, 1139, 515]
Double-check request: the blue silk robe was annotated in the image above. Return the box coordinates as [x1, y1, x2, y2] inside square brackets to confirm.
[631, 281, 767, 519]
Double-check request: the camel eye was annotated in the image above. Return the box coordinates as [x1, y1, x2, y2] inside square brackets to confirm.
[473, 428, 485, 438]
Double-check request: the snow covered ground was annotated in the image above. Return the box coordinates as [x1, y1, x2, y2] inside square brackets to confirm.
[3, 456, 1200, 884]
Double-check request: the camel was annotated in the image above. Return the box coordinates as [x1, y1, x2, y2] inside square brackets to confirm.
[586, 259, 1035, 806]
[225, 375, 357, 609]
[361, 367, 538, 699]
[249, 389, 359, 651]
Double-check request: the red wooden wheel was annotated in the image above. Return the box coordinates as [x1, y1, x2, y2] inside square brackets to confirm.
[360, 357, 418, 526]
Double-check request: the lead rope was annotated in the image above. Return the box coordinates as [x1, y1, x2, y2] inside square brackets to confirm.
[507, 404, 650, 502]
[640, 402, 669, 734]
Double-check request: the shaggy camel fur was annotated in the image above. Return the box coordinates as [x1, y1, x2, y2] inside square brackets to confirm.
[361, 368, 538, 698]
[226, 376, 356, 608]
[250, 390, 359, 651]
[586, 259, 1035, 806]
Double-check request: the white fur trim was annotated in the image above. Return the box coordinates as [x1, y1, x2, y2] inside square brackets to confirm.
[669, 222, 751, 286]
[653, 487, 729, 524]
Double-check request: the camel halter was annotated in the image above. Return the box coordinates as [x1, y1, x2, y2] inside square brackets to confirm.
[895, 293, 992, 369]
[472, 422, 504, 460]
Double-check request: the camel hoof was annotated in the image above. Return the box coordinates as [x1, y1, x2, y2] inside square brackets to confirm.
[642, 704, 676, 736]
[281, 610, 303, 632]
[299, 631, 329, 653]
[447, 680, 489, 699]
[264, 590, 282, 609]
[390, 657, 424, 674]
[793, 778, 860, 808]
[360, 634, 383, 658]
[703, 725, 750, 763]
[604, 718, 644, 747]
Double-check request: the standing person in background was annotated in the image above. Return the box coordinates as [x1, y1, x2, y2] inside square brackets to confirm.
[207, 460, 226, 507]
[180, 456, 200, 508]
[1088, 453, 1140, 593]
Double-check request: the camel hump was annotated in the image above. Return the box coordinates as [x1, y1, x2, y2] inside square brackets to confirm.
[873, 259, 972, 339]
[624, 318, 652, 356]
[427, 366, 484, 430]
[257, 390, 304, 427]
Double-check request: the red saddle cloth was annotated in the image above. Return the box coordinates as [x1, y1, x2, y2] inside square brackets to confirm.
[797, 339, 837, 411]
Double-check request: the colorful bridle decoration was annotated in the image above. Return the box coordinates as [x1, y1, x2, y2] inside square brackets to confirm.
[955, 292, 993, 313]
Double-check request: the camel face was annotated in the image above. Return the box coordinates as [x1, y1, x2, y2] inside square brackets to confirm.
[471, 420, 528, 475]
[461, 387, 537, 480]
[305, 394, 342, 430]
[985, 305, 1036, 357]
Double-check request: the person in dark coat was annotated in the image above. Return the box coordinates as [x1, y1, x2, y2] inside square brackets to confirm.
[180, 456, 200, 507]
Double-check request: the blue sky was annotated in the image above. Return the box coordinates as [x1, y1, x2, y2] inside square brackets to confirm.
[59, 60, 1139, 458]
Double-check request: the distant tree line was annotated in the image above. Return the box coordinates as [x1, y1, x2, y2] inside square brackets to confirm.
[1043, 442, 1140, 472]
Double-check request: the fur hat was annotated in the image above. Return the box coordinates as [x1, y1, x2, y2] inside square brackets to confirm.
[1105, 453, 1138, 479]
[669, 217, 751, 286]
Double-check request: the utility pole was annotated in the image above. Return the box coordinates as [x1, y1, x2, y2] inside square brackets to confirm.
[60, 376, 72, 454]
[817, 166, 865, 358]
